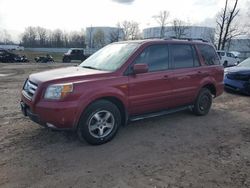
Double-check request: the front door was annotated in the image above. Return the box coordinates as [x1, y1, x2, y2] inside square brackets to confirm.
[128, 44, 173, 115]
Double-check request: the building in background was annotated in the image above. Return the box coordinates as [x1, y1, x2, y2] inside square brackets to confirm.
[85, 26, 124, 49]
[0, 44, 24, 51]
[143, 26, 215, 42]
[228, 38, 250, 61]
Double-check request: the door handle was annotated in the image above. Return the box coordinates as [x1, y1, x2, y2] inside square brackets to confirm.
[163, 75, 169, 80]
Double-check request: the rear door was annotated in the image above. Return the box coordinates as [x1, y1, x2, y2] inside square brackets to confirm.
[169, 44, 202, 107]
[128, 44, 174, 115]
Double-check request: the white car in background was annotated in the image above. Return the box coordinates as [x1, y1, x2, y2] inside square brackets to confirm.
[217, 50, 240, 67]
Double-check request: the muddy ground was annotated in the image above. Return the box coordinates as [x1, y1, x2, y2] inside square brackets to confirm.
[0, 63, 249, 188]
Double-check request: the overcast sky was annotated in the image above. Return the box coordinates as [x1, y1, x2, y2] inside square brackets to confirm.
[0, 0, 249, 40]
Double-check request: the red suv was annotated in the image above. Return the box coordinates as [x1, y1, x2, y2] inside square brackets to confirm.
[21, 39, 224, 145]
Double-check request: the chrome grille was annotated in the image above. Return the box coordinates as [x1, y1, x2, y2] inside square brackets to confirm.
[23, 79, 38, 99]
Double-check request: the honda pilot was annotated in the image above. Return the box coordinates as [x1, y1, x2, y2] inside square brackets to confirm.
[21, 39, 224, 145]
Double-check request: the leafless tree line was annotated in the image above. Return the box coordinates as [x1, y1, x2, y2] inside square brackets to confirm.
[0, 29, 14, 45]
[20, 26, 85, 48]
[2, 1, 250, 50]
[87, 21, 141, 48]
[153, 11, 190, 39]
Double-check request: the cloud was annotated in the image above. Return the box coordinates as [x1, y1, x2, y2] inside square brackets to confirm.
[112, 0, 135, 4]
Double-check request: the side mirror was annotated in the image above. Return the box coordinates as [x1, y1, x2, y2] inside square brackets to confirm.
[133, 64, 148, 74]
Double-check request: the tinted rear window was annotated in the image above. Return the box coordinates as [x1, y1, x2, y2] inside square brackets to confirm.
[170, 44, 198, 69]
[197, 44, 220, 65]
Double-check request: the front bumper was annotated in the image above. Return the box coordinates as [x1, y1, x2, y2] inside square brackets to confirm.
[224, 77, 250, 95]
[20, 101, 47, 127]
[20, 94, 80, 130]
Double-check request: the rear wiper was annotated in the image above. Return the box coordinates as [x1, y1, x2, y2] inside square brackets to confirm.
[81, 66, 99, 70]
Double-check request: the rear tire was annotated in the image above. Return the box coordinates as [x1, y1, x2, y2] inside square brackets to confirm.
[193, 88, 212, 116]
[77, 100, 121, 145]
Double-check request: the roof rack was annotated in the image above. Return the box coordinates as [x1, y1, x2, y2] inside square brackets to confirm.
[164, 37, 208, 42]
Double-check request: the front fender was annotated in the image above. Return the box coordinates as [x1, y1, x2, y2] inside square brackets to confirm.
[73, 86, 128, 128]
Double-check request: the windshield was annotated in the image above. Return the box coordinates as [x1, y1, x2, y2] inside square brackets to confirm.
[79, 43, 139, 71]
[238, 58, 250, 68]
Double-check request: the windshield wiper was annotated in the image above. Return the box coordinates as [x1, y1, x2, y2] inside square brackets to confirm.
[81, 66, 99, 70]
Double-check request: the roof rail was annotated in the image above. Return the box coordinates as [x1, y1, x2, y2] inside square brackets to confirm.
[164, 37, 208, 42]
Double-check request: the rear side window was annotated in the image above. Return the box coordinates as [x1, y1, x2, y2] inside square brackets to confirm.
[197, 44, 220, 65]
[170, 44, 198, 69]
[133, 44, 169, 72]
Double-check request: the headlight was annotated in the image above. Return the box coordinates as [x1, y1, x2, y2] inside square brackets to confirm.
[44, 83, 73, 100]
[224, 68, 229, 75]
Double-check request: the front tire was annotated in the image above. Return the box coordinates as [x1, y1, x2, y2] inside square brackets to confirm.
[77, 100, 121, 145]
[193, 88, 212, 116]
[63, 57, 71, 63]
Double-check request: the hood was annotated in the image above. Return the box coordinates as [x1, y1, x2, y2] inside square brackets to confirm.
[225, 66, 250, 75]
[29, 66, 111, 84]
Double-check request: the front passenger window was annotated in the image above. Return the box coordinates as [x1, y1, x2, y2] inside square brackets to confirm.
[133, 44, 169, 72]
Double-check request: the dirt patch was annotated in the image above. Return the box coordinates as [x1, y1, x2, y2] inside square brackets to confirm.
[0, 62, 250, 188]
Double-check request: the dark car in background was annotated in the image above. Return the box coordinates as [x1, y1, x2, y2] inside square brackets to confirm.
[0, 49, 29, 63]
[224, 57, 250, 95]
[62, 48, 88, 63]
[35, 54, 54, 63]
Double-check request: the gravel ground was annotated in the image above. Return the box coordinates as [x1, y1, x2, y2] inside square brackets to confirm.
[0, 63, 250, 188]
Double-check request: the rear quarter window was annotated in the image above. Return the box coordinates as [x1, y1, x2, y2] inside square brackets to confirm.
[170, 44, 199, 69]
[197, 44, 220, 66]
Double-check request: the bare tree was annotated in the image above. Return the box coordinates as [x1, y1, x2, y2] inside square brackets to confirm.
[68, 31, 85, 48]
[153, 10, 169, 38]
[206, 31, 216, 45]
[52, 29, 64, 47]
[216, 0, 240, 50]
[171, 19, 188, 39]
[21, 27, 37, 47]
[93, 29, 105, 48]
[216, 0, 228, 50]
[119, 21, 131, 40]
[109, 25, 122, 43]
[0, 29, 13, 44]
[129, 21, 140, 40]
[221, 0, 239, 50]
[119, 21, 140, 40]
[36, 27, 47, 46]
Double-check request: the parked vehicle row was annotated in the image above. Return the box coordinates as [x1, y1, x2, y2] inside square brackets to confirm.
[34, 54, 54, 63]
[217, 50, 240, 67]
[20, 39, 224, 145]
[0, 49, 29, 63]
